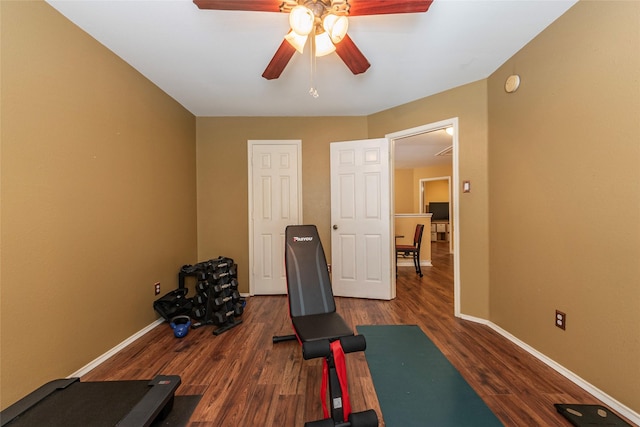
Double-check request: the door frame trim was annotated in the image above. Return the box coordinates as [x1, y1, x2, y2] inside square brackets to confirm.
[386, 117, 461, 316]
[247, 140, 303, 296]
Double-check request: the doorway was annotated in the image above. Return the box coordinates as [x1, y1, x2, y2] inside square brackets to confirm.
[387, 118, 461, 316]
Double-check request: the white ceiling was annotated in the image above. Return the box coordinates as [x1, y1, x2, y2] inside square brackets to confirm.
[45, 0, 577, 118]
[395, 128, 453, 169]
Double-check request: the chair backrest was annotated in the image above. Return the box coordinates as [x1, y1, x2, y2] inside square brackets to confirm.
[414, 224, 425, 249]
[285, 225, 336, 318]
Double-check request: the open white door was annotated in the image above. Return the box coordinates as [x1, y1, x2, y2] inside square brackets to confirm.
[330, 138, 393, 300]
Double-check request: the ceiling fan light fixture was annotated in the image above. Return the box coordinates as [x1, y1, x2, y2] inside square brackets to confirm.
[289, 5, 315, 36]
[323, 14, 348, 44]
[284, 31, 308, 54]
[314, 32, 336, 57]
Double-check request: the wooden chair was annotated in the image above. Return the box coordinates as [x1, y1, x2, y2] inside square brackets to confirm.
[396, 224, 425, 277]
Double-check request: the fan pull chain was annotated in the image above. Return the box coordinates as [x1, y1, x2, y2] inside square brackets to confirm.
[309, 34, 319, 98]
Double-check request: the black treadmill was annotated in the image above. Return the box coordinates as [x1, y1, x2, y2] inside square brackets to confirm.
[1, 375, 181, 427]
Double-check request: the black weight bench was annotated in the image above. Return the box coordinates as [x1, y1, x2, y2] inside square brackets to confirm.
[1, 375, 180, 427]
[273, 225, 378, 427]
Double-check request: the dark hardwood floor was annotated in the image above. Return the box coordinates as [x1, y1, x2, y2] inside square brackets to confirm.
[83, 242, 613, 426]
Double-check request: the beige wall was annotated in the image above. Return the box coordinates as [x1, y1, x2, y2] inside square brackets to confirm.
[196, 117, 368, 292]
[394, 169, 414, 213]
[488, 0, 640, 412]
[1, 1, 197, 408]
[424, 180, 448, 203]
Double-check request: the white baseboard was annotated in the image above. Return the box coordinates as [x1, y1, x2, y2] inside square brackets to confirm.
[459, 313, 640, 425]
[68, 318, 165, 378]
[397, 259, 432, 267]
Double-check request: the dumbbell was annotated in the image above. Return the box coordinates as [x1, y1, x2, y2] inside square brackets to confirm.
[213, 290, 240, 308]
[212, 282, 231, 293]
[232, 301, 244, 316]
[192, 305, 207, 320]
[196, 280, 209, 293]
[212, 309, 233, 326]
[223, 300, 244, 317]
[194, 293, 208, 305]
[212, 304, 244, 325]
[210, 257, 234, 270]
[211, 278, 238, 293]
[211, 264, 237, 280]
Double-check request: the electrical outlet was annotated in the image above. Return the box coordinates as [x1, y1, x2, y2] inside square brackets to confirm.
[555, 310, 566, 330]
[154, 282, 161, 296]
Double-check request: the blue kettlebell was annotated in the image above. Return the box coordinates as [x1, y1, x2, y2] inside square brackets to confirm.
[169, 315, 191, 338]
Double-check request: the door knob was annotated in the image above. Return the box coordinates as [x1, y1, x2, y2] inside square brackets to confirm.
[333, 224, 338, 230]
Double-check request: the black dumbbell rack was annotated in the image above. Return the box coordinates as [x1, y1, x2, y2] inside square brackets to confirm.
[178, 257, 244, 335]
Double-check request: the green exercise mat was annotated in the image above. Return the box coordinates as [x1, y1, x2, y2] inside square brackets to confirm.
[357, 324, 503, 427]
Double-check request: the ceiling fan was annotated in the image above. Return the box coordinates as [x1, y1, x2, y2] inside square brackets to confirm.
[193, 0, 434, 80]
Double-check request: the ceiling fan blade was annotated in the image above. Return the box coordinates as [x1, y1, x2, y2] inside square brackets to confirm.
[347, 0, 433, 16]
[193, 0, 282, 12]
[262, 40, 297, 80]
[335, 34, 371, 75]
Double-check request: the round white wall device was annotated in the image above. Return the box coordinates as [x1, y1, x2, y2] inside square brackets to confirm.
[505, 74, 520, 93]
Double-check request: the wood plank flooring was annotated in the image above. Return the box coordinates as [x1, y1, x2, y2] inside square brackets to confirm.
[83, 242, 614, 426]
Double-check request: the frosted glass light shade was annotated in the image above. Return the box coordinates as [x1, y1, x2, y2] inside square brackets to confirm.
[285, 31, 308, 54]
[315, 32, 336, 57]
[289, 5, 314, 36]
[323, 14, 348, 43]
